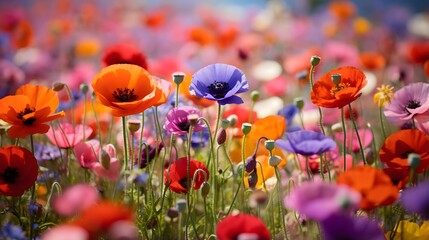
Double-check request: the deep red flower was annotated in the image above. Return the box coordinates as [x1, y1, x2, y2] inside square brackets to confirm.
[101, 43, 148, 70]
[0, 146, 38, 197]
[164, 157, 209, 194]
[216, 214, 270, 240]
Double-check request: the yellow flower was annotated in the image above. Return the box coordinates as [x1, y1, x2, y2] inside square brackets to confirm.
[354, 17, 372, 36]
[386, 221, 429, 240]
[374, 84, 394, 107]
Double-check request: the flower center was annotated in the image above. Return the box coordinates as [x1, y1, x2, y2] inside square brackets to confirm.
[330, 83, 350, 97]
[207, 81, 230, 99]
[17, 105, 37, 125]
[112, 88, 138, 102]
[177, 121, 190, 132]
[406, 100, 421, 110]
[178, 177, 190, 190]
[0, 167, 18, 184]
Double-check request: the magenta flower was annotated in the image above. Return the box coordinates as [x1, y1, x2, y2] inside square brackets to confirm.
[164, 106, 205, 135]
[74, 140, 121, 181]
[190, 63, 249, 105]
[284, 179, 361, 221]
[384, 82, 429, 127]
[321, 214, 385, 240]
[46, 122, 93, 149]
[53, 184, 99, 216]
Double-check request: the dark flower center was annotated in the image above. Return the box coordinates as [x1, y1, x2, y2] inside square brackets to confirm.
[17, 106, 37, 125]
[207, 81, 230, 99]
[407, 100, 421, 109]
[178, 177, 190, 190]
[400, 151, 412, 159]
[0, 167, 18, 184]
[177, 121, 190, 132]
[112, 88, 138, 102]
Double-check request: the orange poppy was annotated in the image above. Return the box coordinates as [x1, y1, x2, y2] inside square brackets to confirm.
[179, 74, 215, 108]
[142, 9, 166, 29]
[0, 146, 39, 197]
[379, 129, 429, 173]
[189, 26, 215, 46]
[424, 60, 429, 77]
[310, 66, 367, 108]
[328, 1, 356, 21]
[0, 84, 65, 138]
[91, 64, 167, 117]
[216, 25, 238, 49]
[337, 165, 398, 210]
[71, 201, 134, 239]
[359, 52, 386, 70]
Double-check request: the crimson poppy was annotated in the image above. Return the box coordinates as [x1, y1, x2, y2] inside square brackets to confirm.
[216, 214, 270, 240]
[0, 146, 38, 197]
[101, 43, 148, 70]
[164, 157, 209, 194]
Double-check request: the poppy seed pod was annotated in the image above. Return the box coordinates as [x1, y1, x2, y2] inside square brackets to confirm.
[242, 123, 252, 135]
[217, 129, 227, 145]
[310, 56, 321, 66]
[251, 90, 260, 102]
[331, 73, 342, 85]
[268, 155, 282, 167]
[172, 72, 185, 85]
[264, 140, 275, 152]
[220, 119, 230, 130]
[80, 83, 89, 94]
[408, 153, 421, 170]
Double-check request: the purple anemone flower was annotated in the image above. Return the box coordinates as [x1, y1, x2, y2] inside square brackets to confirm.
[164, 106, 205, 135]
[284, 179, 361, 221]
[384, 82, 429, 126]
[400, 179, 429, 219]
[275, 130, 336, 155]
[189, 63, 249, 105]
[321, 214, 385, 240]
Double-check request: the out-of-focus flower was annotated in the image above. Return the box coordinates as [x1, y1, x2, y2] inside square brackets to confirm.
[251, 60, 282, 82]
[216, 214, 270, 240]
[53, 184, 99, 216]
[41, 224, 88, 240]
[328, 1, 356, 21]
[0, 146, 38, 197]
[383, 82, 429, 128]
[321, 214, 385, 240]
[188, 26, 215, 46]
[101, 43, 148, 69]
[190, 128, 210, 149]
[135, 142, 163, 169]
[353, 17, 371, 35]
[34, 143, 63, 162]
[264, 75, 288, 97]
[75, 38, 100, 57]
[424, 60, 429, 77]
[359, 52, 386, 70]
[379, 129, 429, 173]
[323, 41, 360, 67]
[374, 84, 394, 107]
[253, 97, 284, 118]
[142, 9, 166, 29]
[0, 84, 65, 138]
[91, 64, 166, 117]
[277, 104, 301, 132]
[164, 106, 205, 135]
[276, 130, 336, 156]
[284, 179, 360, 221]
[336, 165, 398, 210]
[404, 41, 429, 64]
[190, 63, 249, 105]
[386, 220, 429, 240]
[334, 128, 372, 153]
[46, 122, 93, 149]
[310, 66, 367, 109]
[283, 48, 320, 76]
[0, 60, 25, 98]
[401, 179, 429, 219]
[0, 223, 27, 240]
[164, 157, 209, 194]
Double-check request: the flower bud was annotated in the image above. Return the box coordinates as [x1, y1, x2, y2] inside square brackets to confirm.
[127, 119, 141, 134]
[264, 140, 275, 152]
[310, 56, 321, 66]
[408, 153, 421, 170]
[228, 115, 237, 128]
[80, 83, 89, 94]
[172, 72, 185, 85]
[217, 129, 227, 145]
[242, 123, 252, 135]
[247, 169, 258, 189]
[331, 73, 342, 85]
[52, 82, 65, 91]
[200, 182, 210, 198]
[245, 155, 257, 173]
[250, 90, 260, 102]
[100, 149, 111, 170]
[166, 208, 180, 219]
[268, 155, 282, 167]
[220, 119, 230, 130]
[187, 114, 200, 127]
[293, 97, 305, 111]
[176, 199, 187, 213]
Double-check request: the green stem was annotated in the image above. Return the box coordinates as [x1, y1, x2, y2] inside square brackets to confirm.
[121, 116, 129, 197]
[29, 134, 36, 240]
[341, 107, 347, 171]
[275, 167, 289, 240]
[309, 64, 326, 135]
[379, 106, 387, 139]
[348, 104, 366, 164]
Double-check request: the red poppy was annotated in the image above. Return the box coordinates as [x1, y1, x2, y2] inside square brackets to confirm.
[0, 84, 65, 138]
[101, 43, 148, 70]
[404, 41, 429, 64]
[216, 214, 270, 240]
[424, 60, 429, 78]
[379, 129, 429, 173]
[359, 52, 386, 70]
[71, 201, 134, 240]
[382, 167, 409, 190]
[0, 146, 38, 197]
[310, 66, 367, 108]
[164, 157, 209, 194]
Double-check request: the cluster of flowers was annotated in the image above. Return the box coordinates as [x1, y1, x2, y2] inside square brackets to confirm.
[1, 0, 429, 239]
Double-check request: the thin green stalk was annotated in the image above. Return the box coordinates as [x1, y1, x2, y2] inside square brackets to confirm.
[82, 92, 87, 140]
[275, 167, 289, 240]
[341, 108, 347, 171]
[309, 64, 326, 135]
[379, 106, 387, 139]
[121, 116, 129, 198]
[29, 134, 36, 240]
[348, 104, 366, 164]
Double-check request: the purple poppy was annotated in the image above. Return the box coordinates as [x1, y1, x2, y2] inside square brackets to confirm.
[400, 179, 429, 219]
[189, 63, 249, 105]
[321, 214, 385, 240]
[277, 104, 301, 132]
[384, 82, 429, 127]
[164, 106, 205, 135]
[284, 179, 361, 221]
[275, 130, 336, 155]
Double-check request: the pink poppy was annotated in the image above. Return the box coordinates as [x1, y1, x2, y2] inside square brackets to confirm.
[41, 225, 88, 240]
[53, 184, 99, 216]
[263, 76, 288, 97]
[335, 129, 373, 153]
[46, 122, 93, 149]
[323, 41, 359, 67]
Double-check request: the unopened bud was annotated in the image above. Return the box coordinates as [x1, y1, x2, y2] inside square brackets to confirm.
[268, 155, 282, 167]
[251, 91, 260, 102]
[52, 82, 65, 91]
[408, 153, 421, 170]
[172, 72, 185, 85]
[242, 123, 252, 135]
[80, 83, 89, 94]
[247, 169, 258, 189]
[217, 129, 227, 145]
[101, 149, 111, 170]
[245, 155, 257, 173]
[331, 73, 342, 85]
[221, 119, 230, 130]
[264, 140, 275, 151]
[166, 208, 179, 219]
[310, 56, 321, 67]
[200, 182, 210, 198]
[294, 97, 305, 111]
